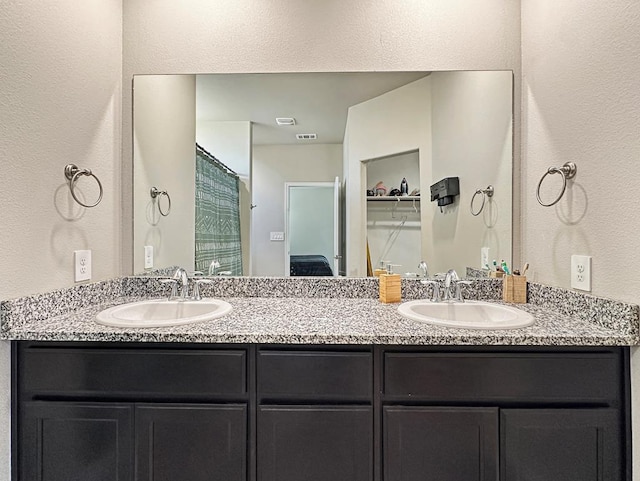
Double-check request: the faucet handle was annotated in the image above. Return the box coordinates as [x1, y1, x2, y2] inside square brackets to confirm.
[192, 278, 213, 301]
[420, 279, 441, 302]
[454, 280, 473, 302]
[159, 278, 179, 300]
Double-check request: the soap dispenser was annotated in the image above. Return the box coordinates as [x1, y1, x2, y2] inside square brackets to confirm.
[379, 263, 402, 303]
[374, 260, 388, 278]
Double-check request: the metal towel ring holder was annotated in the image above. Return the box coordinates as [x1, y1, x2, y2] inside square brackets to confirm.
[64, 164, 103, 208]
[470, 185, 494, 216]
[536, 162, 577, 207]
[150, 187, 171, 216]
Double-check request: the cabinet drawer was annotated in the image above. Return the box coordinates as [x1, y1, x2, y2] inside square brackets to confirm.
[258, 350, 372, 401]
[19, 346, 247, 399]
[383, 350, 622, 404]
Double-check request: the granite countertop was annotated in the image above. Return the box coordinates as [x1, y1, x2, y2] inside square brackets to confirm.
[2, 294, 637, 346]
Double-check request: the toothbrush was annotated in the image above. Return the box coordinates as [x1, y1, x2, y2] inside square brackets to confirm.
[501, 260, 510, 275]
[521, 263, 530, 276]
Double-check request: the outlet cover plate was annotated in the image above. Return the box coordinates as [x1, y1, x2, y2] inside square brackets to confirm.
[144, 245, 154, 269]
[74, 250, 92, 282]
[480, 247, 490, 269]
[571, 254, 592, 291]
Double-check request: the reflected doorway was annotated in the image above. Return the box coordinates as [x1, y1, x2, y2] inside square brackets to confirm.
[285, 179, 340, 277]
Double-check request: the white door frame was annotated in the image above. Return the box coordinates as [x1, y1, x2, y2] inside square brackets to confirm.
[284, 180, 339, 277]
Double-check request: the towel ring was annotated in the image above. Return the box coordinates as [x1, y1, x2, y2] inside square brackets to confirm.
[64, 164, 103, 208]
[470, 185, 494, 216]
[150, 187, 171, 216]
[536, 162, 577, 207]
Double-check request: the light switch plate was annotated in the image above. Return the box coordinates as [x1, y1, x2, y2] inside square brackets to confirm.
[270, 232, 285, 241]
[74, 250, 92, 282]
[571, 254, 592, 291]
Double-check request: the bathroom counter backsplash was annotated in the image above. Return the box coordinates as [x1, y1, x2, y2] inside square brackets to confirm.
[1, 276, 638, 346]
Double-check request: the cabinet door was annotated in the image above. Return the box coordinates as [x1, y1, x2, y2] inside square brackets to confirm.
[20, 402, 133, 481]
[258, 406, 372, 481]
[383, 406, 498, 481]
[501, 409, 622, 481]
[135, 404, 247, 481]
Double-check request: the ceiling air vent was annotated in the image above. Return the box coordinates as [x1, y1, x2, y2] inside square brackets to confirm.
[296, 133, 317, 140]
[276, 117, 296, 126]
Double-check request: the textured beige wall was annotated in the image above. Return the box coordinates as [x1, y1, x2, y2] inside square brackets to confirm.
[122, 0, 523, 274]
[0, 0, 123, 300]
[431, 71, 513, 275]
[0, 2, 122, 478]
[133, 75, 196, 273]
[521, 0, 640, 302]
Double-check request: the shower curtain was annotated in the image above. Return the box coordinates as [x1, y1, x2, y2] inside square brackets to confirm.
[195, 144, 243, 275]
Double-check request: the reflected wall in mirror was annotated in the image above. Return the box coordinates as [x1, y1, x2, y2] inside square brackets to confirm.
[133, 71, 513, 277]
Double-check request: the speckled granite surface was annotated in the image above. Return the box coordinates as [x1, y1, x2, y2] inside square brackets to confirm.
[1, 276, 638, 346]
[466, 267, 490, 278]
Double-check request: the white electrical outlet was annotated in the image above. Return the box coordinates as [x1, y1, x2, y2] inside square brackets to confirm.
[144, 245, 154, 269]
[270, 232, 285, 241]
[481, 247, 490, 269]
[571, 254, 592, 291]
[74, 250, 92, 282]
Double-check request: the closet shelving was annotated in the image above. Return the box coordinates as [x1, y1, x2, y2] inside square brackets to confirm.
[366, 195, 421, 202]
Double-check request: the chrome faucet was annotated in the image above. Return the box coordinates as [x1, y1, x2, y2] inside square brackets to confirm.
[173, 267, 189, 299]
[159, 267, 214, 301]
[442, 269, 474, 302]
[443, 269, 459, 301]
[418, 261, 429, 278]
[209, 260, 221, 276]
[159, 267, 190, 300]
[418, 261, 442, 302]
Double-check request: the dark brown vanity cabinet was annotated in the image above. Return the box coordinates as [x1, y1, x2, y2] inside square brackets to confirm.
[256, 349, 374, 481]
[19, 402, 247, 481]
[382, 348, 629, 481]
[13, 342, 631, 481]
[14, 343, 250, 481]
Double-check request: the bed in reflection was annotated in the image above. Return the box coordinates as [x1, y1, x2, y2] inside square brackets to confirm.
[289, 255, 334, 276]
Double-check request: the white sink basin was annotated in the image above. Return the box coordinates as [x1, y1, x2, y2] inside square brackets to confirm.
[397, 300, 534, 330]
[95, 298, 233, 328]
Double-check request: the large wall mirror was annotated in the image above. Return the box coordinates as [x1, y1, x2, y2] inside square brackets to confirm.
[133, 71, 513, 278]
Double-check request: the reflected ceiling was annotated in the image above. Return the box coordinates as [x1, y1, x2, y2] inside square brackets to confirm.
[195, 72, 429, 145]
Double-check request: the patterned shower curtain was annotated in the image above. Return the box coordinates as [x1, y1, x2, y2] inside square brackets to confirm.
[194, 144, 243, 275]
